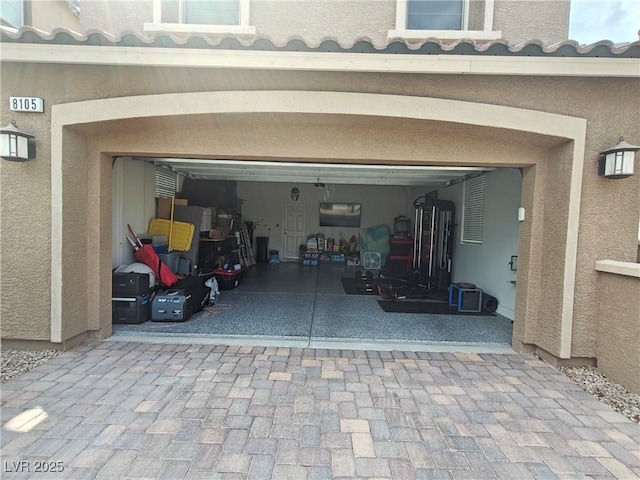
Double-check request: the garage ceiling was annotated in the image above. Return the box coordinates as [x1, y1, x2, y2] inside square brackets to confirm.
[145, 158, 494, 187]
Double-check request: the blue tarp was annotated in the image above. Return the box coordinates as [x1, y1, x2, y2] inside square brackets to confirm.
[359, 224, 391, 266]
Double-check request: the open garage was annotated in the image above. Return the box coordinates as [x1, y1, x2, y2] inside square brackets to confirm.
[110, 150, 523, 349]
[29, 84, 588, 360]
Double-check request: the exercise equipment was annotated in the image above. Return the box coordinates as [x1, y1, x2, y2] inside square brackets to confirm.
[355, 270, 374, 281]
[413, 194, 455, 292]
[377, 282, 406, 300]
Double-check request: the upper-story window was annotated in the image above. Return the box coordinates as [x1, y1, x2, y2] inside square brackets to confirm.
[161, 0, 239, 26]
[389, 0, 501, 41]
[0, 0, 24, 27]
[145, 0, 255, 35]
[407, 0, 464, 31]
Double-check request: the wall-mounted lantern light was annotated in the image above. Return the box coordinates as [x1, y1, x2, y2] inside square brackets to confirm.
[598, 137, 639, 179]
[0, 120, 35, 162]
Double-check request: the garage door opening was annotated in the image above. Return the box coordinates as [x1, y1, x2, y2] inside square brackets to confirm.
[110, 157, 520, 350]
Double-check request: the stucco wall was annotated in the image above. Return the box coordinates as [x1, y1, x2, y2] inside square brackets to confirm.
[30, 0, 80, 32]
[79, 0, 153, 34]
[76, 0, 569, 45]
[596, 272, 640, 393]
[59, 129, 90, 341]
[0, 66, 54, 341]
[495, 1, 570, 44]
[1, 64, 638, 361]
[535, 142, 574, 355]
[513, 163, 545, 346]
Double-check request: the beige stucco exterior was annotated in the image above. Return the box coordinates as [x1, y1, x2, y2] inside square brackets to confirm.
[77, 0, 569, 45]
[29, 0, 80, 32]
[1, 53, 639, 376]
[594, 266, 640, 393]
[0, 0, 638, 391]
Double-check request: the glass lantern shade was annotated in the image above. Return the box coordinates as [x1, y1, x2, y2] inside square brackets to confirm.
[0, 121, 35, 162]
[599, 137, 639, 179]
[602, 151, 635, 178]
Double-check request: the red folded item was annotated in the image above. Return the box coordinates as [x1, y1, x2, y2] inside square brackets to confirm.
[135, 244, 178, 287]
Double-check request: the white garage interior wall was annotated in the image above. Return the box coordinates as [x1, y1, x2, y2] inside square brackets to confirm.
[111, 157, 157, 269]
[237, 182, 414, 255]
[420, 168, 522, 319]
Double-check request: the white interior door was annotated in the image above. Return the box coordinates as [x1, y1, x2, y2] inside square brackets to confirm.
[283, 202, 306, 260]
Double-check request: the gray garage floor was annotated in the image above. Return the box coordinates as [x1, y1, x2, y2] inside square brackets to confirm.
[112, 263, 514, 351]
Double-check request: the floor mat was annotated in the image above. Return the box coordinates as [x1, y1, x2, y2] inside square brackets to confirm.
[341, 277, 442, 300]
[378, 299, 496, 316]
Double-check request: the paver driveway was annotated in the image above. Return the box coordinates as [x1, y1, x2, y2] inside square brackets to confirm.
[1, 340, 639, 479]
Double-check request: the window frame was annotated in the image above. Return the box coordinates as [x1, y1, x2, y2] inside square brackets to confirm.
[388, 0, 501, 41]
[0, 0, 24, 28]
[407, 0, 468, 32]
[145, 0, 256, 36]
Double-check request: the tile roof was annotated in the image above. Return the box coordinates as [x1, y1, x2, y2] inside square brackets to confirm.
[1, 26, 638, 58]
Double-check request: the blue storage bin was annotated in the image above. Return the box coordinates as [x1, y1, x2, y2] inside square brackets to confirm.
[153, 244, 168, 254]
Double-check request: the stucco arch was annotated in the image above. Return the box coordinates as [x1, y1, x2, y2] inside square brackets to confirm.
[51, 90, 586, 357]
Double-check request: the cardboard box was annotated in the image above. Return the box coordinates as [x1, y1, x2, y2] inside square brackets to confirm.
[157, 197, 188, 220]
[209, 227, 229, 240]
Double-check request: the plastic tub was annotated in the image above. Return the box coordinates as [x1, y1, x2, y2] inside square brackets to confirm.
[217, 213, 234, 228]
[158, 252, 181, 274]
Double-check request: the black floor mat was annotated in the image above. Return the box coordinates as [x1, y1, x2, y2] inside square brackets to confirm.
[378, 300, 495, 316]
[342, 276, 447, 300]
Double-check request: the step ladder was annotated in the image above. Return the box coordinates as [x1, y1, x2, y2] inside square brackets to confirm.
[238, 221, 256, 267]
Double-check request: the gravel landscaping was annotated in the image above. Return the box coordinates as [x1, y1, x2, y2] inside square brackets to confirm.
[1, 347, 638, 424]
[559, 366, 640, 424]
[1, 349, 62, 383]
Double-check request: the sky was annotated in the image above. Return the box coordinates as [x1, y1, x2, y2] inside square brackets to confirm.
[568, 0, 640, 44]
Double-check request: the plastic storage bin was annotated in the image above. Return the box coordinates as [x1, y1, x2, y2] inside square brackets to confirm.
[140, 234, 169, 254]
[217, 213, 234, 228]
[158, 251, 181, 274]
[213, 268, 244, 289]
[448, 283, 483, 313]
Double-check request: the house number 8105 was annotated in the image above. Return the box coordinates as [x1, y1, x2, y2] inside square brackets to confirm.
[9, 97, 44, 113]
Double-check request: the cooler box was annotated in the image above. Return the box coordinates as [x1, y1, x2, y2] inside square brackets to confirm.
[112, 272, 150, 296]
[151, 291, 192, 322]
[112, 295, 150, 324]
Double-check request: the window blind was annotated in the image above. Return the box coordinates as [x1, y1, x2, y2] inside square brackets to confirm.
[461, 175, 486, 244]
[155, 166, 177, 198]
